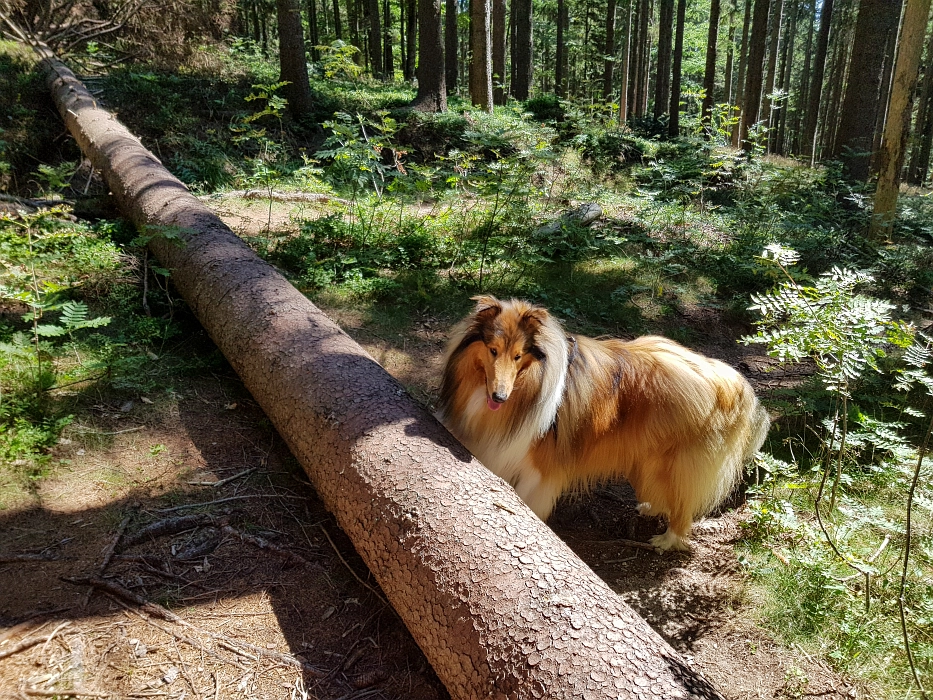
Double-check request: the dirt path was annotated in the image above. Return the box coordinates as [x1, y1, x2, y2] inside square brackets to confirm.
[1, 200, 862, 699]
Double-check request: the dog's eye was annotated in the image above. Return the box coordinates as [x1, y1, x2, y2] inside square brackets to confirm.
[514, 354, 521, 361]
[490, 348, 497, 357]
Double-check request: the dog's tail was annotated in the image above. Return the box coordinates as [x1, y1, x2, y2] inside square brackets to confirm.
[745, 401, 771, 463]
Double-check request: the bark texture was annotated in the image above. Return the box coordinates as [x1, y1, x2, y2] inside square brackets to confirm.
[701, 0, 720, 121]
[411, 0, 447, 111]
[470, 0, 494, 110]
[276, 0, 314, 116]
[39, 47, 726, 700]
[511, 0, 533, 100]
[739, 0, 770, 149]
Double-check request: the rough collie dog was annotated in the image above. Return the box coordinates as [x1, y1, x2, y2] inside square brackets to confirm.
[437, 296, 769, 551]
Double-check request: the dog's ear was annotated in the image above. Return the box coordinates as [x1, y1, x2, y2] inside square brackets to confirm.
[470, 295, 502, 320]
[520, 306, 550, 334]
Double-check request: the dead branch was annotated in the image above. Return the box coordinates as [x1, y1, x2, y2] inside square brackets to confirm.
[23, 689, 109, 698]
[220, 525, 318, 570]
[119, 514, 218, 551]
[0, 553, 63, 563]
[186, 467, 255, 487]
[83, 514, 131, 606]
[0, 621, 71, 661]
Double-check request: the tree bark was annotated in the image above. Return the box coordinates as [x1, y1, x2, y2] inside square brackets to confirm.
[773, 0, 796, 154]
[603, 0, 618, 101]
[701, 0, 721, 121]
[333, 0, 343, 37]
[618, 0, 632, 122]
[669, 0, 686, 135]
[276, 0, 314, 117]
[654, 0, 674, 119]
[832, 0, 904, 181]
[492, 0, 506, 104]
[470, 0, 494, 109]
[511, 0, 533, 100]
[367, 0, 384, 76]
[411, 0, 447, 110]
[731, 0, 752, 145]
[801, 0, 833, 158]
[871, 0, 933, 239]
[739, 0, 770, 149]
[383, 0, 394, 77]
[405, 0, 417, 80]
[761, 0, 782, 137]
[556, 0, 568, 97]
[306, 0, 322, 61]
[445, 0, 458, 92]
[908, 27, 933, 184]
[723, 0, 736, 106]
[791, 0, 814, 153]
[39, 45, 727, 700]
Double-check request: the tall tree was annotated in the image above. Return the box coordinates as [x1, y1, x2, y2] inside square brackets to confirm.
[908, 27, 933, 184]
[492, 0, 506, 104]
[761, 0, 783, 133]
[445, 0, 458, 92]
[723, 0, 736, 105]
[384, 0, 394, 77]
[654, 0, 675, 118]
[512, 0, 533, 99]
[277, 0, 314, 116]
[412, 0, 448, 110]
[801, 0, 833, 158]
[739, 0, 771, 149]
[773, 0, 797, 153]
[791, 0, 815, 152]
[872, 0, 933, 238]
[702, 0, 722, 121]
[731, 0, 752, 145]
[618, 0, 632, 121]
[470, 0, 494, 110]
[405, 0, 418, 79]
[832, 0, 904, 180]
[603, 0, 618, 101]
[367, 0, 384, 75]
[307, 0, 321, 61]
[634, 0, 650, 115]
[669, 0, 686, 134]
[556, 0, 568, 96]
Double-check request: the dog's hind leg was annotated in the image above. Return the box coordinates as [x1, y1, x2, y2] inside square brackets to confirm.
[514, 467, 565, 521]
[649, 507, 692, 552]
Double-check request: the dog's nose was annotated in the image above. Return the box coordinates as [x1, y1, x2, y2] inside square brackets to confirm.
[491, 391, 508, 403]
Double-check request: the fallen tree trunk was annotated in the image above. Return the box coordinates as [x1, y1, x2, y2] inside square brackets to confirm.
[39, 46, 725, 700]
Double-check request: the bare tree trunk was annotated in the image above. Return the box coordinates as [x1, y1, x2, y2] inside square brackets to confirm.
[723, 0, 736, 106]
[655, 0, 674, 119]
[791, 0, 814, 153]
[411, 0, 447, 110]
[277, 0, 314, 116]
[445, 0, 458, 92]
[333, 0, 343, 37]
[872, 0, 932, 239]
[731, 0, 752, 145]
[739, 0, 771, 149]
[492, 0, 506, 104]
[773, 0, 795, 154]
[908, 27, 933, 184]
[405, 0, 417, 79]
[383, 0, 394, 77]
[40, 45, 726, 700]
[306, 0, 321, 61]
[833, 0, 905, 181]
[801, 0, 833, 159]
[512, 0, 533, 99]
[470, 0, 493, 110]
[619, 0, 632, 122]
[367, 0, 384, 76]
[635, 0, 651, 115]
[761, 0, 782, 138]
[603, 0, 618, 101]
[701, 0, 721, 122]
[668, 0, 686, 135]
[556, 0, 568, 97]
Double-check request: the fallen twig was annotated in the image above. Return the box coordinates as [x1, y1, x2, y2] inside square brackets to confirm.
[83, 514, 131, 606]
[187, 467, 256, 488]
[23, 688, 109, 697]
[152, 495, 269, 514]
[119, 514, 218, 550]
[220, 525, 317, 569]
[0, 553, 63, 563]
[0, 621, 71, 661]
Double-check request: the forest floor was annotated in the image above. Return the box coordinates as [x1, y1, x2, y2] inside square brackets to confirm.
[0, 197, 867, 700]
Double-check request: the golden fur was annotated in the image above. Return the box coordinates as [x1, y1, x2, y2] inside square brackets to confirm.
[436, 295, 769, 551]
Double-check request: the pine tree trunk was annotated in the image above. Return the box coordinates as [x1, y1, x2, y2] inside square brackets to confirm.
[702, 0, 721, 121]
[872, 0, 933, 239]
[307, 0, 321, 61]
[819, 3, 853, 157]
[383, 0, 394, 77]
[669, 0, 686, 135]
[731, 0, 752, 145]
[619, 0, 632, 122]
[411, 0, 447, 110]
[556, 0, 568, 96]
[333, 0, 343, 37]
[603, 0, 618, 101]
[791, 0, 814, 153]
[635, 0, 650, 115]
[739, 0, 770, 149]
[349, 0, 363, 63]
[801, 0, 833, 159]
[367, 0, 384, 75]
[627, 0, 641, 115]
[470, 0, 494, 110]
[832, 0, 905, 181]
[512, 0, 533, 99]
[277, 0, 314, 116]
[761, 0, 782, 139]
[908, 28, 933, 184]
[405, 0, 417, 79]
[724, 0, 736, 106]
[492, 0, 506, 104]
[655, 0, 674, 119]
[445, 0, 458, 92]
[40, 45, 727, 700]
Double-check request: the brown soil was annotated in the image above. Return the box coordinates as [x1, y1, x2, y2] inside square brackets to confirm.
[1, 202, 860, 699]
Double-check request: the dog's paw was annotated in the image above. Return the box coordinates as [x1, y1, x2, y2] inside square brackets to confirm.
[649, 529, 691, 553]
[636, 502, 654, 516]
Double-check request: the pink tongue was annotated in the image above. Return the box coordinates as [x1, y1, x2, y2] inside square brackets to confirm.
[487, 397, 502, 411]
